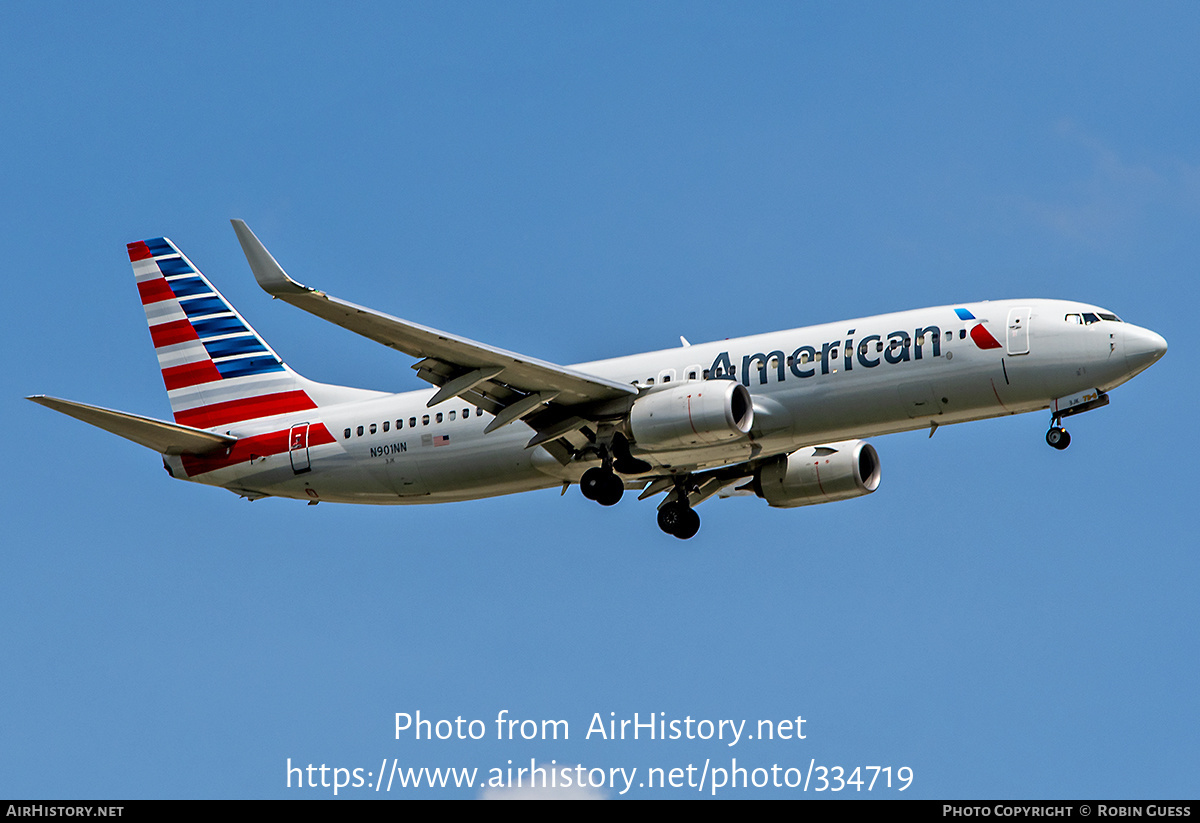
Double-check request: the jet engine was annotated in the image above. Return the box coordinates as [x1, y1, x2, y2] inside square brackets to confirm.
[628, 381, 754, 450]
[754, 440, 881, 508]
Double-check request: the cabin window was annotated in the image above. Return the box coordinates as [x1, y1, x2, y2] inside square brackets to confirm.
[647, 377, 655, 385]
[396, 419, 403, 429]
[449, 410, 456, 421]
[703, 369, 710, 379]
[436, 412, 443, 423]
[409, 417, 417, 428]
[383, 421, 389, 432]
[463, 408, 471, 418]
[688, 370, 697, 379]
[356, 426, 364, 437]
[662, 375, 671, 383]
[370, 423, 377, 434]
[422, 415, 430, 426]
[343, 428, 351, 439]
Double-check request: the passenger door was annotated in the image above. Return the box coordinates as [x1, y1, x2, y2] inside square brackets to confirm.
[1007, 307, 1031, 355]
[288, 423, 311, 474]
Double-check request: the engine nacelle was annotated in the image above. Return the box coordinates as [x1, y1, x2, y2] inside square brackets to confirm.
[629, 381, 754, 451]
[754, 440, 881, 508]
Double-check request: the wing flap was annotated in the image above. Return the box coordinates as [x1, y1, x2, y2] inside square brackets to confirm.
[28, 396, 236, 456]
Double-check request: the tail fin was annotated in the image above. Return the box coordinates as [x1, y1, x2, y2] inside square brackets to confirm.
[128, 237, 318, 430]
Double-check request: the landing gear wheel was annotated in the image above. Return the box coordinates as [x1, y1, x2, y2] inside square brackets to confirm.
[1046, 427, 1071, 450]
[580, 467, 606, 501]
[657, 501, 701, 539]
[581, 467, 624, 505]
[657, 502, 684, 535]
[596, 472, 624, 507]
[675, 508, 701, 540]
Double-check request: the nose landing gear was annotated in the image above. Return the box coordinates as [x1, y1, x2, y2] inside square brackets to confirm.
[1045, 389, 1109, 450]
[1046, 407, 1071, 450]
[1046, 425, 1071, 450]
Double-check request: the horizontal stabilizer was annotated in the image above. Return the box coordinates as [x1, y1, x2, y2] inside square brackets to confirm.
[27, 396, 236, 456]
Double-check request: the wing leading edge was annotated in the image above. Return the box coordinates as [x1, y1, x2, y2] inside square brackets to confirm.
[230, 220, 637, 447]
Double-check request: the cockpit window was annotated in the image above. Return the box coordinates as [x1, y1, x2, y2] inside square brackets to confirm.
[1066, 312, 1121, 324]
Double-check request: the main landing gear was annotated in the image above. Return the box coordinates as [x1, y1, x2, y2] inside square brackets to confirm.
[657, 500, 700, 540]
[577, 439, 701, 539]
[579, 466, 624, 506]
[579, 435, 648, 507]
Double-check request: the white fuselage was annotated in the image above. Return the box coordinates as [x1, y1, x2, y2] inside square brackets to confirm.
[166, 299, 1163, 505]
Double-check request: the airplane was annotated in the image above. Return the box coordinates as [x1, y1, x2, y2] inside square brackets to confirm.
[29, 221, 1168, 539]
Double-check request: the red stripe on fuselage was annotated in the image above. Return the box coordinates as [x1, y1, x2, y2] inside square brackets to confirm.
[149, 318, 199, 348]
[161, 360, 222, 391]
[173, 390, 318, 429]
[127, 241, 153, 261]
[138, 277, 175, 305]
[181, 423, 334, 476]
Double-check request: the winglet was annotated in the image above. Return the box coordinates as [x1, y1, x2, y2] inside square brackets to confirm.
[230, 219, 312, 296]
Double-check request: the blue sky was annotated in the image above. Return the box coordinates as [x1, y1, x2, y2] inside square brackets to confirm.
[3, 2, 1197, 798]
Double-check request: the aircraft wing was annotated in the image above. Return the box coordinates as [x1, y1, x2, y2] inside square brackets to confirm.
[231, 220, 636, 442]
[27, 396, 236, 455]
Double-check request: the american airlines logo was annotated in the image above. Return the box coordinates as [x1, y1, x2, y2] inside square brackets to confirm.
[709, 311, 999, 387]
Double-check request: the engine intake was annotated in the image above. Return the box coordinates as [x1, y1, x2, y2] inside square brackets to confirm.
[754, 440, 881, 508]
[629, 381, 753, 451]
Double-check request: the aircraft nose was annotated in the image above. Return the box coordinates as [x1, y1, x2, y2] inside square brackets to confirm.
[1124, 324, 1168, 376]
